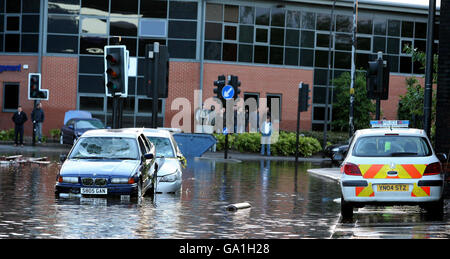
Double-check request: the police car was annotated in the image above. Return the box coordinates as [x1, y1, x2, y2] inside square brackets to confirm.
[340, 120, 446, 218]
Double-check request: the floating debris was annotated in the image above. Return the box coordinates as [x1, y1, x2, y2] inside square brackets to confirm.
[0, 156, 51, 165]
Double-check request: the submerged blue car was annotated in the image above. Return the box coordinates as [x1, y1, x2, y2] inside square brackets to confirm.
[55, 129, 157, 199]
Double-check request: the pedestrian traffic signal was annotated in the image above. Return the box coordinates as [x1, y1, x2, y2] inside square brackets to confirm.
[213, 75, 226, 100]
[299, 83, 310, 112]
[28, 73, 48, 100]
[104, 45, 127, 97]
[367, 54, 389, 100]
[228, 75, 241, 99]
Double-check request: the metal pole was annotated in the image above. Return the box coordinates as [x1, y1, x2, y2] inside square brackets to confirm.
[295, 83, 302, 163]
[152, 43, 160, 128]
[424, 0, 436, 137]
[324, 0, 337, 149]
[349, 0, 358, 138]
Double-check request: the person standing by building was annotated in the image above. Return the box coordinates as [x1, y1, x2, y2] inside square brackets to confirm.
[11, 106, 28, 147]
[31, 102, 45, 143]
[260, 113, 272, 156]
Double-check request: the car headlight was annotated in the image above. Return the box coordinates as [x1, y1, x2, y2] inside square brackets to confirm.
[58, 176, 79, 183]
[159, 172, 179, 182]
[111, 177, 135, 184]
[332, 148, 340, 152]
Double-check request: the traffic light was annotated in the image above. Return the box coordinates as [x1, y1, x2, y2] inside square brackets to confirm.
[104, 45, 127, 97]
[28, 73, 48, 100]
[229, 75, 241, 99]
[213, 75, 226, 100]
[144, 44, 169, 98]
[367, 54, 389, 100]
[299, 83, 310, 112]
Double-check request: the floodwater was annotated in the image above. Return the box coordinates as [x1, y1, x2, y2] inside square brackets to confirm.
[0, 155, 342, 239]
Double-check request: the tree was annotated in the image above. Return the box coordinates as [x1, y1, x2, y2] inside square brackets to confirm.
[332, 71, 376, 132]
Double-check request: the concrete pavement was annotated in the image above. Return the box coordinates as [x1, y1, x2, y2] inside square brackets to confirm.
[307, 168, 341, 182]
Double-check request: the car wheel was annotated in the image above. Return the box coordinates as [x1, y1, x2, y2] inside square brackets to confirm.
[341, 194, 354, 219]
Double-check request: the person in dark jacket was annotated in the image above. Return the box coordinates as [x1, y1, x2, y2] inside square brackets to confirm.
[31, 102, 45, 143]
[12, 106, 28, 146]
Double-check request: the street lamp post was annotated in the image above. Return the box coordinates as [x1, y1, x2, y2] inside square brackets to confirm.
[349, 0, 358, 138]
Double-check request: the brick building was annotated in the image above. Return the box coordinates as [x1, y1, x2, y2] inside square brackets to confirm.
[0, 0, 438, 138]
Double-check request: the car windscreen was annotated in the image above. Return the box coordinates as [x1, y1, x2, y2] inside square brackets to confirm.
[146, 136, 175, 158]
[75, 120, 104, 129]
[69, 137, 139, 160]
[352, 135, 432, 157]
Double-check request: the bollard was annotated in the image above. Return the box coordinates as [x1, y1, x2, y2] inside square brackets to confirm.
[226, 202, 251, 211]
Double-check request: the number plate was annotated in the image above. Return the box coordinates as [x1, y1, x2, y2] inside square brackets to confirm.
[81, 188, 107, 195]
[377, 184, 409, 192]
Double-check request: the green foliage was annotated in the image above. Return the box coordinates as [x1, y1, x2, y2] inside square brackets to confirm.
[0, 129, 15, 141]
[50, 128, 61, 139]
[332, 71, 376, 132]
[213, 132, 322, 157]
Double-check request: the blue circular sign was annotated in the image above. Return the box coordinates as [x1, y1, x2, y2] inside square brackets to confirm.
[222, 85, 234, 100]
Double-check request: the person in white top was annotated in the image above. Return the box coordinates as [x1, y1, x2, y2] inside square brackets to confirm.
[260, 113, 272, 156]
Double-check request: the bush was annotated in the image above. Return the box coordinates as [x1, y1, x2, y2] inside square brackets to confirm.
[50, 128, 61, 139]
[0, 129, 15, 141]
[213, 132, 322, 157]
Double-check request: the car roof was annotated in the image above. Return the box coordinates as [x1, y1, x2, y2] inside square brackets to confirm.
[81, 128, 144, 138]
[124, 128, 173, 138]
[71, 117, 101, 121]
[354, 128, 427, 138]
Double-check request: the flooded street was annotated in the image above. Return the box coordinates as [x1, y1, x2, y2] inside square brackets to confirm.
[0, 151, 449, 239]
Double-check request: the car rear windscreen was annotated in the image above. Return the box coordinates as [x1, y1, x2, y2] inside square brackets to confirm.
[352, 136, 432, 157]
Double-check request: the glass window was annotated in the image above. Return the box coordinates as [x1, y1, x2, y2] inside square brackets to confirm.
[271, 8, 285, 27]
[388, 20, 400, 36]
[79, 55, 104, 74]
[22, 15, 40, 33]
[78, 75, 104, 93]
[284, 48, 298, 66]
[48, 0, 80, 14]
[79, 36, 107, 55]
[414, 39, 426, 52]
[254, 45, 268, 63]
[300, 48, 314, 67]
[313, 106, 330, 121]
[314, 69, 328, 86]
[47, 35, 78, 54]
[82, 17, 107, 35]
[109, 18, 138, 36]
[169, 1, 197, 20]
[138, 39, 166, 57]
[301, 12, 315, 30]
[357, 16, 373, 34]
[373, 17, 386, 35]
[79, 96, 104, 111]
[3, 83, 19, 111]
[415, 22, 427, 38]
[313, 86, 332, 104]
[6, 16, 20, 31]
[401, 21, 414, 38]
[81, 0, 108, 16]
[316, 13, 330, 31]
[286, 10, 300, 28]
[224, 25, 237, 41]
[5, 34, 20, 52]
[168, 20, 196, 39]
[140, 0, 167, 19]
[118, 37, 136, 56]
[301, 30, 314, 48]
[356, 52, 370, 70]
[400, 56, 412, 73]
[6, 0, 20, 13]
[239, 6, 254, 24]
[21, 34, 39, 52]
[269, 46, 283, 65]
[239, 25, 253, 43]
[255, 7, 269, 26]
[336, 15, 352, 33]
[387, 37, 399, 54]
[388, 55, 399, 73]
[139, 19, 167, 37]
[205, 22, 222, 41]
[204, 41, 221, 60]
[22, 0, 41, 13]
[401, 39, 412, 53]
[316, 33, 330, 48]
[270, 28, 284, 45]
[70, 137, 139, 160]
[224, 5, 239, 23]
[110, 0, 138, 15]
[168, 40, 196, 59]
[223, 43, 237, 61]
[0, 34, 3, 52]
[334, 51, 351, 69]
[255, 27, 268, 43]
[206, 3, 222, 21]
[315, 50, 330, 68]
[238, 44, 252, 62]
[285, 29, 299, 47]
[335, 34, 351, 51]
[373, 36, 386, 53]
[352, 136, 431, 157]
[357, 37, 371, 51]
[48, 15, 79, 34]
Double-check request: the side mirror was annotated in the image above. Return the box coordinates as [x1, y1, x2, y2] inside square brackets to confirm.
[436, 153, 448, 163]
[144, 153, 154, 160]
[60, 154, 67, 163]
[68, 125, 74, 129]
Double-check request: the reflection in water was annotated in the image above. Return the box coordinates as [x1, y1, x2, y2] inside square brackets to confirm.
[0, 157, 447, 238]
